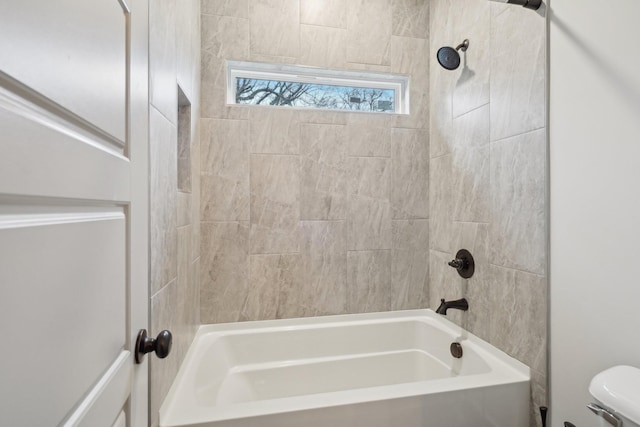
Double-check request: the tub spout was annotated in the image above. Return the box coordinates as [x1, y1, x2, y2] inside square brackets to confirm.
[436, 298, 469, 315]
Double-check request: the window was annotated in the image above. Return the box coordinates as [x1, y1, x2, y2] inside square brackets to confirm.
[227, 61, 409, 114]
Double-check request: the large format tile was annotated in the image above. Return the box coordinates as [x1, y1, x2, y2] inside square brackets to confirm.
[202, 0, 249, 18]
[391, 128, 429, 219]
[347, 250, 391, 313]
[249, 108, 300, 154]
[300, 0, 347, 29]
[300, 124, 348, 220]
[249, 0, 300, 58]
[150, 0, 177, 124]
[391, 220, 429, 310]
[241, 254, 302, 320]
[150, 279, 179, 427]
[348, 157, 392, 250]
[490, 5, 546, 140]
[428, 249, 464, 326]
[429, 154, 454, 254]
[150, 107, 178, 295]
[250, 154, 301, 253]
[201, 14, 250, 119]
[454, 221, 491, 341]
[451, 0, 490, 117]
[300, 221, 348, 316]
[200, 222, 250, 323]
[300, 25, 347, 69]
[346, 114, 392, 158]
[451, 105, 490, 222]
[201, 119, 250, 221]
[392, 0, 429, 39]
[347, 0, 392, 66]
[489, 264, 547, 375]
[489, 129, 546, 274]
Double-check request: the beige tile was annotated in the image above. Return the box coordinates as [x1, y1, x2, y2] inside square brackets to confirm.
[249, 108, 300, 154]
[250, 154, 301, 253]
[299, 221, 348, 316]
[201, 119, 250, 221]
[200, 221, 250, 323]
[298, 109, 349, 125]
[348, 197, 392, 251]
[300, 25, 347, 69]
[489, 264, 547, 375]
[150, 279, 179, 427]
[201, 14, 250, 119]
[392, 0, 429, 38]
[175, 225, 193, 363]
[300, 0, 347, 28]
[249, 0, 300, 58]
[176, 1, 198, 102]
[391, 128, 429, 219]
[150, 0, 177, 124]
[177, 104, 192, 192]
[347, 157, 392, 250]
[429, 154, 454, 254]
[346, 114, 392, 158]
[347, 250, 391, 313]
[428, 249, 464, 326]
[150, 107, 178, 295]
[451, 4, 490, 117]
[490, 5, 546, 140]
[429, 0, 455, 157]
[300, 124, 348, 220]
[391, 220, 429, 310]
[454, 222, 491, 341]
[177, 191, 192, 227]
[489, 129, 546, 274]
[391, 36, 429, 91]
[202, 0, 249, 17]
[348, 157, 391, 200]
[393, 87, 429, 130]
[347, 0, 392, 66]
[241, 254, 302, 320]
[451, 105, 490, 222]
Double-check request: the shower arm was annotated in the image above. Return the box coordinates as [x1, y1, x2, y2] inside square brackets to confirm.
[489, 0, 541, 11]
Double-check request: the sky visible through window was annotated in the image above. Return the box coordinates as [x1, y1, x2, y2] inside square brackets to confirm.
[235, 77, 396, 113]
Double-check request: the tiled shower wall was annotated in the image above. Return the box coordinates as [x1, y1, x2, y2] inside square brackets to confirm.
[149, 0, 201, 425]
[200, 0, 431, 322]
[428, 1, 547, 426]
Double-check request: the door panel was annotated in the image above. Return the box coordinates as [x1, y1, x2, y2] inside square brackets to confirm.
[0, 0, 148, 425]
[0, 210, 126, 426]
[0, 0, 127, 141]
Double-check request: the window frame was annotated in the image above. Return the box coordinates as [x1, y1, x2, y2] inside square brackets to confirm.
[226, 60, 410, 115]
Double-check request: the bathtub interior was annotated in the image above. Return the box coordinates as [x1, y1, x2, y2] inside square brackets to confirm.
[193, 318, 492, 406]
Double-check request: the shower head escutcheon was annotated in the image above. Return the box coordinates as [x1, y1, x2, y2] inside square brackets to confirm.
[436, 39, 469, 71]
[489, 0, 541, 10]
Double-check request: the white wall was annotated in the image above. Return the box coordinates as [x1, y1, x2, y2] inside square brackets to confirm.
[549, 0, 640, 425]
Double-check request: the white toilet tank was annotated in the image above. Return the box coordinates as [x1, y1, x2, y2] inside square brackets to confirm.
[589, 365, 640, 427]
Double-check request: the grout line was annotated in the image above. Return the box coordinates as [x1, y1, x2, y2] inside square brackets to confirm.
[490, 126, 546, 144]
[487, 262, 547, 278]
[452, 102, 490, 120]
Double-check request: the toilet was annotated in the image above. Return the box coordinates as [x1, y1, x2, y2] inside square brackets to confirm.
[589, 365, 640, 426]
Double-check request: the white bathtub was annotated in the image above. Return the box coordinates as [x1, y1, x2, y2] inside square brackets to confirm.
[160, 309, 530, 427]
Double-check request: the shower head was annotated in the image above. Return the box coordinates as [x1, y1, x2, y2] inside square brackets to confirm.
[436, 39, 469, 71]
[489, 0, 541, 10]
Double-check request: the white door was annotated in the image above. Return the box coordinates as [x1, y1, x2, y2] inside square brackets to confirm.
[0, 1, 150, 426]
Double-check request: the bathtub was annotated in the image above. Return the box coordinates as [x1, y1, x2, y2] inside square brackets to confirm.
[160, 309, 530, 427]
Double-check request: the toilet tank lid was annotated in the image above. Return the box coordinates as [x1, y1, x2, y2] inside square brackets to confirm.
[589, 365, 640, 424]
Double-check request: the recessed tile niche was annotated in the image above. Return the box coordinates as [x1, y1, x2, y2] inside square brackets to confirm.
[177, 85, 192, 193]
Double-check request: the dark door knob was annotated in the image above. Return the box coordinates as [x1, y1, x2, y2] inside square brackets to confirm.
[135, 329, 172, 364]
